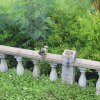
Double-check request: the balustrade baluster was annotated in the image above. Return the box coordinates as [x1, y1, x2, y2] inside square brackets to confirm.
[32, 60, 40, 79]
[0, 53, 8, 72]
[49, 62, 57, 81]
[14, 56, 24, 76]
[78, 67, 86, 88]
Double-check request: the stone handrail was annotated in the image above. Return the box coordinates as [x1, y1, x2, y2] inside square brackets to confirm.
[0, 45, 100, 68]
[0, 45, 100, 95]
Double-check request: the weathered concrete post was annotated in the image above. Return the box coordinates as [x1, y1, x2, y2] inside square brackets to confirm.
[62, 50, 76, 84]
[0, 53, 8, 72]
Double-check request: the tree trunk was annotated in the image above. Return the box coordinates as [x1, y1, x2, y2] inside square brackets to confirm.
[93, 0, 100, 11]
[97, 0, 100, 11]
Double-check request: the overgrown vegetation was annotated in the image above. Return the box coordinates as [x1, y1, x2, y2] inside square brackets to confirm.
[0, 68, 100, 100]
[0, 0, 100, 99]
[0, 0, 99, 59]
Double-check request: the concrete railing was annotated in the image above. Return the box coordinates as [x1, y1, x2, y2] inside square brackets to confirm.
[0, 45, 100, 95]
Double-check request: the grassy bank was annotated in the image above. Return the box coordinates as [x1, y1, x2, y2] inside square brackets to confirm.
[0, 68, 99, 100]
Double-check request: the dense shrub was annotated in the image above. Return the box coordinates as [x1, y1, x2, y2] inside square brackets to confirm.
[45, 12, 100, 60]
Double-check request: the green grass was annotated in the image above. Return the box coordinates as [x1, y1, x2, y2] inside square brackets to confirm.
[0, 68, 100, 100]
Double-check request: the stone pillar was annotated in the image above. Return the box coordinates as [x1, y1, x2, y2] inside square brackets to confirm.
[14, 56, 24, 76]
[49, 62, 57, 81]
[78, 67, 87, 88]
[96, 71, 100, 95]
[0, 53, 8, 72]
[62, 50, 76, 84]
[32, 60, 40, 79]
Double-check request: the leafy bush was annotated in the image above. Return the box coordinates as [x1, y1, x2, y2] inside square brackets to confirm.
[11, 0, 56, 41]
[76, 13, 100, 60]
[9, 0, 93, 41]
[45, 12, 100, 60]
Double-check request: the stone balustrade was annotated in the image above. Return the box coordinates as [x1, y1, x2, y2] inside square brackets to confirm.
[0, 45, 100, 95]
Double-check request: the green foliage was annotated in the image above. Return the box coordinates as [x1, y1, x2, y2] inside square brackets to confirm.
[76, 13, 100, 60]
[0, 32, 30, 47]
[0, 1, 99, 98]
[44, 12, 100, 60]
[9, 0, 93, 41]
[39, 60, 51, 75]
[11, 0, 56, 40]
[0, 6, 9, 33]
[0, 68, 99, 100]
